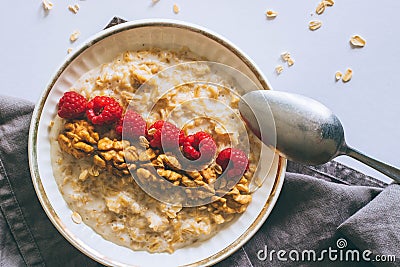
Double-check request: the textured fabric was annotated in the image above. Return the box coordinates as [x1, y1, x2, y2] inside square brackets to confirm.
[0, 97, 399, 265]
[286, 161, 387, 188]
[224, 174, 383, 267]
[0, 96, 101, 267]
[338, 184, 400, 267]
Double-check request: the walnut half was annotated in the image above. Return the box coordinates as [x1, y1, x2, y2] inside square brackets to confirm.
[94, 137, 138, 177]
[58, 120, 138, 177]
[58, 120, 99, 159]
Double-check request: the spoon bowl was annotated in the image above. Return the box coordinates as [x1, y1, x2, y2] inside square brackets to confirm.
[239, 90, 400, 182]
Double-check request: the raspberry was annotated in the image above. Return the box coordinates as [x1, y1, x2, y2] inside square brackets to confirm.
[216, 148, 249, 179]
[146, 120, 185, 150]
[57, 91, 87, 119]
[86, 96, 122, 125]
[115, 110, 147, 140]
[183, 131, 216, 162]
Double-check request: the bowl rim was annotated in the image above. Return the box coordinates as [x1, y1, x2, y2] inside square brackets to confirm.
[28, 18, 286, 267]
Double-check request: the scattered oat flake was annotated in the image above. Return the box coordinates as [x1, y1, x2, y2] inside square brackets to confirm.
[281, 52, 295, 66]
[350, 35, 366, 47]
[173, 4, 180, 14]
[42, 0, 53, 11]
[335, 71, 342, 81]
[266, 10, 278, 18]
[281, 52, 291, 61]
[342, 68, 353, 82]
[70, 30, 80, 42]
[309, 20, 322, 31]
[323, 0, 335, 6]
[67, 48, 73, 54]
[71, 211, 82, 224]
[275, 65, 284, 75]
[68, 4, 80, 14]
[152, 0, 160, 3]
[316, 2, 326, 15]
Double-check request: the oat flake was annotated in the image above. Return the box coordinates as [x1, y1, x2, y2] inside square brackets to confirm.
[70, 30, 80, 42]
[71, 211, 82, 224]
[275, 65, 284, 75]
[173, 4, 180, 14]
[281, 52, 291, 61]
[350, 35, 366, 47]
[266, 10, 278, 18]
[316, 2, 326, 15]
[335, 71, 342, 81]
[309, 20, 322, 31]
[342, 68, 353, 82]
[42, 0, 53, 11]
[68, 4, 80, 14]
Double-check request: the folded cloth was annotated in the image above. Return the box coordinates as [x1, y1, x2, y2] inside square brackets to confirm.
[0, 96, 101, 267]
[0, 95, 398, 267]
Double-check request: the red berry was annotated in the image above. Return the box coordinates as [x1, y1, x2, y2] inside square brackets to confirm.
[86, 96, 122, 125]
[216, 148, 249, 179]
[146, 120, 185, 150]
[182, 131, 216, 162]
[57, 91, 87, 119]
[115, 110, 147, 140]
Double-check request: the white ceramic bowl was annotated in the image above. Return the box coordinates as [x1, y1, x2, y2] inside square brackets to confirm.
[28, 19, 286, 267]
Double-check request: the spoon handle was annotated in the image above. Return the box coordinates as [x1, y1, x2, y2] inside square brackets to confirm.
[344, 145, 400, 183]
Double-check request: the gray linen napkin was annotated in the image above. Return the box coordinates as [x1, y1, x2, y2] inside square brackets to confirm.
[0, 96, 101, 267]
[0, 95, 399, 266]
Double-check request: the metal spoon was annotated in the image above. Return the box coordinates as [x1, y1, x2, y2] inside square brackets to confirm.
[239, 90, 400, 182]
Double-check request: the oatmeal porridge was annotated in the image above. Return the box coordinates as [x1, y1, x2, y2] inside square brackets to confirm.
[50, 48, 262, 253]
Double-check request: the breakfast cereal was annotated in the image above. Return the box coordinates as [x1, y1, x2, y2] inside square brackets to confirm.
[50, 48, 262, 253]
